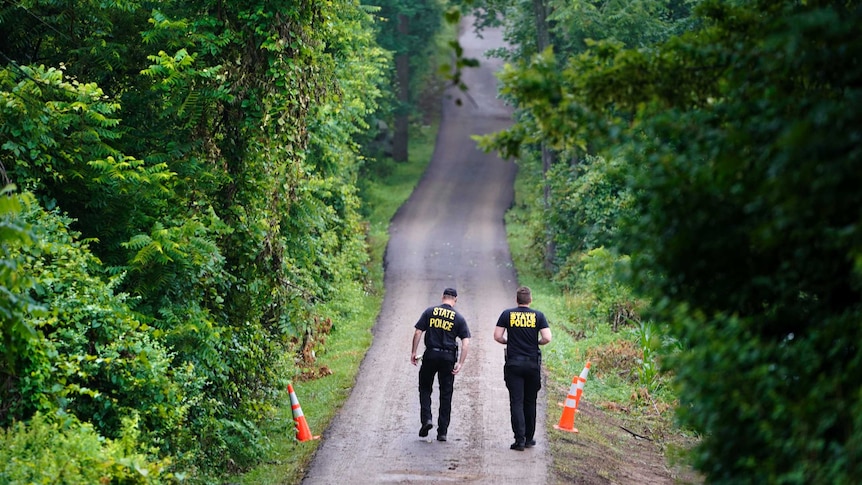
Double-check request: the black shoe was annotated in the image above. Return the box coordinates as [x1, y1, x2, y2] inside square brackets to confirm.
[510, 441, 525, 451]
[525, 439, 536, 448]
[419, 422, 433, 437]
[437, 434, 447, 442]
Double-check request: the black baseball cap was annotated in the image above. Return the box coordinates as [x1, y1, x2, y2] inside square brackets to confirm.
[443, 288, 458, 297]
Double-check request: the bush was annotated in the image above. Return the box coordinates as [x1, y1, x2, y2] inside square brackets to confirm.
[547, 155, 632, 264]
[0, 412, 173, 484]
[1, 194, 195, 472]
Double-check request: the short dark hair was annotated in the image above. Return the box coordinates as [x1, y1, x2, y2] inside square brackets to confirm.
[443, 288, 458, 298]
[516, 286, 532, 305]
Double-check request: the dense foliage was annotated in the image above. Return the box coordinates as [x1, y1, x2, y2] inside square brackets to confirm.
[469, 0, 696, 269]
[0, 0, 410, 481]
[368, 0, 448, 162]
[13, 0, 859, 482]
[374, 0, 446, 105]
[476, 0, 862, 483]
[0, 412, 172, 484]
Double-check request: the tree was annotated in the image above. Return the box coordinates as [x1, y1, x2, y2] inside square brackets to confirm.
[482, 0, 862, 482]
[470, 0, 696, 271]
[375, 0, 447, 162]
[1, 0, 390, 475]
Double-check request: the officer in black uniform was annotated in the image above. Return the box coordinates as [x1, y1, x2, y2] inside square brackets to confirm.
[494, 286, 552, 451]
[411, 288, 471, 442]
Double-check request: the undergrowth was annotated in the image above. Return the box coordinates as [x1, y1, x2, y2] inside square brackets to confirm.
[231, 120, 439, 485]
[502, 169, 699, 483]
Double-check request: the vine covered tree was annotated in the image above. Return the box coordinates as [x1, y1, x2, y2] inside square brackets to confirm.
[1, 0, 390, 478]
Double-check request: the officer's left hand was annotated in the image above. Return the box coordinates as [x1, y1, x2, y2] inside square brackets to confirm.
[451, 362, 462, 375]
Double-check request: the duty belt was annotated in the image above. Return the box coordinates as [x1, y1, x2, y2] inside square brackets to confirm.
[429, 347, 455, 353]
[507, 355, 539, 362]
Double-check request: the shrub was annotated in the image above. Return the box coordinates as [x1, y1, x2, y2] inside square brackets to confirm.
[0, 412, 173, 484]
[1, 194, 195, 471]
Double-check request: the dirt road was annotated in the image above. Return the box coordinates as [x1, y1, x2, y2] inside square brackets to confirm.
[300, 21, 551, 485]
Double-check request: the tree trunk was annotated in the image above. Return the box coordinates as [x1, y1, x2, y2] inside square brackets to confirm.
[533, 0, 550, 53]
[392, 13, 410, 162]
[533, 0, 556, 270]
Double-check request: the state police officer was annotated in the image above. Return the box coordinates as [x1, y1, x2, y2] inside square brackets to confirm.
[411, 288, 471, 442]
[494, 286, 552, 450]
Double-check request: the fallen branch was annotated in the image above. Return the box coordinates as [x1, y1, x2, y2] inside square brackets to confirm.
[620, 425, 653, 441]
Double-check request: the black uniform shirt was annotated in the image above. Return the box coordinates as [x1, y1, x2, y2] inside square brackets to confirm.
[415, 303, 470, 351]
[495, 306, 549, 360]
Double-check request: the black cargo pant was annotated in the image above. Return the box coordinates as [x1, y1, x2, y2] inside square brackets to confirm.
[418, 349, 456, 435]
[504, 360, 542, 444]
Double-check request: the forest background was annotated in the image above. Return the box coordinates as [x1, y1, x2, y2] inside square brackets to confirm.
[1, 1, 860, 484]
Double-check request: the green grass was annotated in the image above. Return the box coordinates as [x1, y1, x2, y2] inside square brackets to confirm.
[230, 17, 456, 483]
[502, 169, 668, 409]
[230, 123, 438, 485]
[502, 158, 698, 484]
[232, 282, 378, 485]
[228, 15, 686, 483]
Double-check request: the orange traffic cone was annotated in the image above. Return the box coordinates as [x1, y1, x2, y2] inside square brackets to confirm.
[554, 361, 591, 433]
[288, 383, 319, 441]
